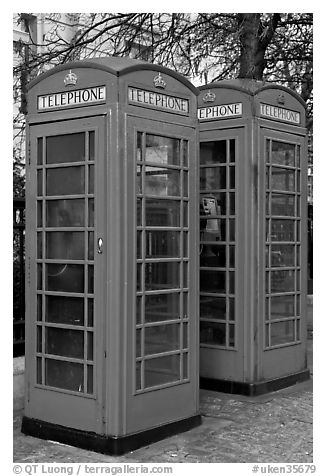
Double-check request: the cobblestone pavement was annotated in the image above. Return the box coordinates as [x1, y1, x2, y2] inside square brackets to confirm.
[14, 338, 313, 464]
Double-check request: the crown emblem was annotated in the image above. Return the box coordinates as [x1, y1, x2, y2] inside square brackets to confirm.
[153, 72, 166, 89]
[202, 90, 216, 103]
[64, 70, 78, 87]
[277, 93, 285, 105]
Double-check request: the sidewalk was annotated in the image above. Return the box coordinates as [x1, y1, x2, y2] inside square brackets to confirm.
[13, 303, 313, 464]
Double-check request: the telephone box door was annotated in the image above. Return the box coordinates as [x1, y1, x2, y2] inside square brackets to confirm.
[25, 116, 106, 432]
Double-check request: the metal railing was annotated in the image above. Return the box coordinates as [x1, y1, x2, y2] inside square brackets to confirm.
[13, 197, 25, 357]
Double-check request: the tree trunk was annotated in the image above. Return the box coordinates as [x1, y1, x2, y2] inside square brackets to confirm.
[237, 13, 280, 80]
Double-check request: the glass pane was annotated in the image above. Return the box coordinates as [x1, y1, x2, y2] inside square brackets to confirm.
[46, 231, 84, 260]
[229, 192, 235, 215]
[183, 353, 188, 379]
[46, 133, 85, 164]
[200, 167, 226, 190]
[271, 244, 295, 267]
[145, 134, 180, 166]
[37, 170, 43, 196]
[229, 166, 235, 189]
[146, 199, 180, 227]
[183, 140, 188, 167]
[136, 329, 142, 358]
[270, 219, 295, 241]
[88, 165, 94, 194]
[46, 167, 85, 196]
[88, 299, 94, 327]
[87, 365, 93, 394]
[229, 245, 235, 268]
[46, 295, 84, 325]
[200, 219, 226, 242]
[145, 293, 180, 322]
[145, 167, 180, 197]
[88, 232, 94, 260]
[46, 199, 85, 227]
[89, 131, 95, 161]
[136, 362, 142, 390]
[229, 219, 235, 241]
[37, 295, 42, 321]
[271, 194, 295, 216]
[88, 265, 94, 293]
[200, 296, 226, 320]
[229, 140, 235, 163]
[37, 264, 42, 290]
[37, 325, 42, 353]
[37, 201, 43, 227]
[229, 271, 235, 293]
[200, 270, 225, 293]
[36, 357, 42, 384]
[183, 323, 188, 348]
[270, 270, 295, 293]
[137, 198, 142, 226]
[37, 232, 42, 259]
[271, 320, 295, 346]
[45, 359, 84, 392]
[271, 168, 295, 191]
[137, 132, 143, 161]
[201, 193, 226, 215]
[271, 141, 295, 167]
[146, 230, 180, 258]
[200, 141, 226, 165]
[137, 231, 142, 259]
[144, 323, 180, 355]
[37, 137, 43, 165]
[200, 244, 226, 267]
[183, 171, 188, 197]
[87, 332, 93, 360]
[45, 327, 84, 359]
[270, 295, 295, 320]
[137, 165, 142, 194]
[88, 199, 94, 227]
[229, 297, 235, 320]
[229, 324, 235, 346]
[144, 354, 180, 388]
[136, 296, 142, 324]
[145, 262, 180, 290]
[200, 321, 226, 346]
[46, 264, 84, 293]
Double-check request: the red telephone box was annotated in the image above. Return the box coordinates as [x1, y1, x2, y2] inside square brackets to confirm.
[198, 79, 310, 395]
[22, 57, 200, 454]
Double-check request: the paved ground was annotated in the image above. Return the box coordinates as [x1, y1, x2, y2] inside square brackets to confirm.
[13, 301, 313, 464]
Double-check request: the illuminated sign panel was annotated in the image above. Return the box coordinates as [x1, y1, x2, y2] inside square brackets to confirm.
[260, 103, 300, 124]
[198, 103, 242, 121]
[37, 86, 106, 110]
[128, 87, 189, 115]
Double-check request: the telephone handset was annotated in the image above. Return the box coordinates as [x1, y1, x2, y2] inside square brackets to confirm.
[200, 196, 221, 254]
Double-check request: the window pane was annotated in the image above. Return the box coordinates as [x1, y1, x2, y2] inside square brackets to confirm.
[200, 244, 226, 267]
[46, 264, 84, 293]
[146, 199, 180, 227]
[145, 167, 180, 197]
[200, 296, 226, 320]
[45, 327, 84, 359]
[271, 194, 295, 216]
[200, 270, 226, 293]
[270, 270, 295, 293]
[144, 355, 180, 388]
[200, 141, 227, 164]
[144, 323, 180, 355]
[145, 262, 180, 290]
[46, 199, 85, 227]
[88, 165, 94, 194]
[271, 168, 295, 191]
[46, 167, 85, 196]
[200, 321, 226, 346]
[201, 193, 226, 215]
[270, 219, 295, 241]
[45, 359, 84, 392]
[46, 295, 84, 325]
[145, 135, 180, 166]
[271, 244, 295, 267]
[145, 293, 180, 322]
[37, 137, 43, 165]
[200, 166, 226, 190]
[89, 131, 95, 161]
[271, 320, 295, 346]
[46, 231, 84, 260]
[270, 295, 295, 320]
[146, 231, 180, 258]
[46, 133, 85, 164]
[271, 141, 295, 167]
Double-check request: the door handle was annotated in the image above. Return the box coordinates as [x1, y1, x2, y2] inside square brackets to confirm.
[97, 238, 103, 254]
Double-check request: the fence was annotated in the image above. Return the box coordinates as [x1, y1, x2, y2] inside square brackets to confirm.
[13, 197, 25, 357]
